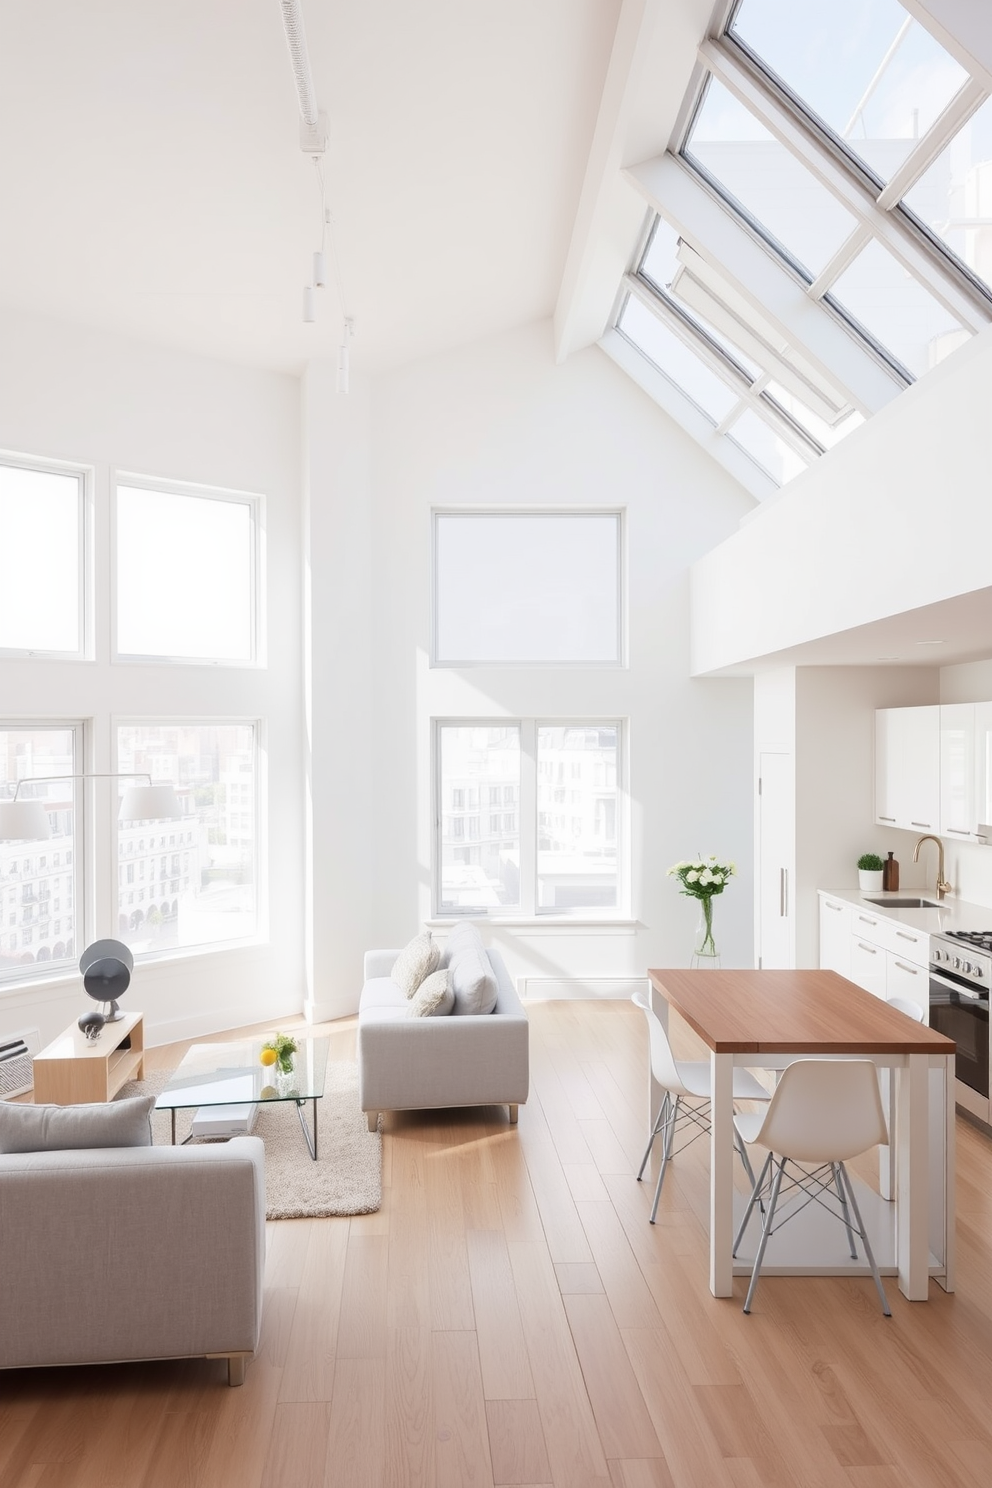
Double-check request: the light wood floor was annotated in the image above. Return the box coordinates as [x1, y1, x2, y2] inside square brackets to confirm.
[3, 998, 992, 1487]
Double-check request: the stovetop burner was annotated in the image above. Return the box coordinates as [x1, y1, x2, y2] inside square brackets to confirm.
[945, 929, 992, 952]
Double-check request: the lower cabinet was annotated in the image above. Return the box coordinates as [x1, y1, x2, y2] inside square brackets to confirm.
[819, 894, 930, 1019]
[850, 933, 887, 999]
[818, 893, 851, 977]
[885, 952, 928, 1017]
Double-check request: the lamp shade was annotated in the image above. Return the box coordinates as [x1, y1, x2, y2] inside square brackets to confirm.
[118, 784, 183, 822]
[0, 799, 52, 842]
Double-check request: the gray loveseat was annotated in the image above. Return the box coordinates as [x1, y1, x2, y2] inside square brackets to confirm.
[357, 942, 529, 1128]
[0, 1136, 265, 1386]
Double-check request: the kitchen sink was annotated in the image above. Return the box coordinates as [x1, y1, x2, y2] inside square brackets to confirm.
[864, 896, 940, 909]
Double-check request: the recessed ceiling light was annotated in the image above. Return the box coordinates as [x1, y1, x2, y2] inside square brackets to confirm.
[877, 655, 900, 661]
[915, 639, 947, 646]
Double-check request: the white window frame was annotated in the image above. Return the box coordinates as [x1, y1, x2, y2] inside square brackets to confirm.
[0, 719, 86, 989]
[0, 451, 92, 661]
[431, 509, 626, 669]
[432, 717, 628, 920]
[112, 715, 264, 962]
[112, 472, 264, 667]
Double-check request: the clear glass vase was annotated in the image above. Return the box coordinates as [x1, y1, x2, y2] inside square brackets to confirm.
[690, 897, 720, 968]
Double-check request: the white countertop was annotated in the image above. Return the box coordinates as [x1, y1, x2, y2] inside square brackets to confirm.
[819, 887, 992, 936]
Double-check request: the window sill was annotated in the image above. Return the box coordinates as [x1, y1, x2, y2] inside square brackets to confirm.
[426, 918, 637, 935]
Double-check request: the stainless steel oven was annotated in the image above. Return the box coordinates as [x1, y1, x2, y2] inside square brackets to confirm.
[930, 931, 991, 1126]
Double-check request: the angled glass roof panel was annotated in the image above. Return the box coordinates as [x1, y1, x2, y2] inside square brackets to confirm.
[616, 296, 741, 423]
[728, 0, 970, 184]
[683, 77, 860, 277]
[901, 94, 992, 293]
[726, 408, 810, 484]
[827, 237, 966, 378]
[640, 221, 761, 377]
[764, 382, 865, 449]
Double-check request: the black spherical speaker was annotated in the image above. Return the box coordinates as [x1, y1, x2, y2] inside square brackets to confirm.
[78, 1009, 106, 1041]
[79, 939, 134, 1022]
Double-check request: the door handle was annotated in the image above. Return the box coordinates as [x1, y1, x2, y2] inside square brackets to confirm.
[780, 868, 788, 918]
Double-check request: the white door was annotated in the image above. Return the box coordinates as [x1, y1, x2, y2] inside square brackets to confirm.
[757, 752, 792, 969]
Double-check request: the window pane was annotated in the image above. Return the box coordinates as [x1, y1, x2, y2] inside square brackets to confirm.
[618, 296, 740, 422]
[537, 726, 618, 911]
[730, 0, 969, 181]
[640, 221, 761, 377]
[902, 94, 992, 292]
[116, 486, 254, 661]
[116, 723, 256, 954]
[828, 238, 967, 377]
[0, 463, 81, 653]
[434, 513, 620, 665]
[438, 726, 519, 912]
[684, 77, 859, 276]
[0, 726, 78, 979]
[727, 408, 809, 485]
[763, 382, 866, 450]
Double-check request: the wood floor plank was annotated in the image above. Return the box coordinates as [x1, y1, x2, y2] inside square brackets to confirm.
[425, 1133, 477, 1332]
[384, 1327, 434, 1488]
[574, 1200, 664, 1331]
[607, 1458, 677, 1488]
[486, 1398, 552, 1486]
[278, 1218, 349, 1401]
[554, 1262, 604, 1294]
[430, 1331, 495, 1488]
[323, 1359, 386, 1488]
[466, 1228, 536, 1400]
[514, 1096, 594, 1265]
[562, 1295, 662, 1461]
[258, 1402, 331, 1488]
[335, 1233, 389, 1360]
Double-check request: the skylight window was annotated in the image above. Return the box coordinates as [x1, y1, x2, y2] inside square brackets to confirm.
[728, 0, 970, 183]
[617, 296, 740, 423]
[727, 408, 809, 485]
[683, 76, 860, 276]
[827, 238, 966, 377]
[901, 94, 992, 292]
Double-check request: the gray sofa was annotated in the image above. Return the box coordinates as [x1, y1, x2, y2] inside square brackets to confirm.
[0, 1136, 265, 1386]
[357, 944, 529, 1128]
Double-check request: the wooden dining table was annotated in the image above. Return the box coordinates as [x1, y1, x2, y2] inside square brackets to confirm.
[647, 968, 956, 1302]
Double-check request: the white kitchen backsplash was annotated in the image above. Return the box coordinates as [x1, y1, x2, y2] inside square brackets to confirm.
[942, 838, 992, 911]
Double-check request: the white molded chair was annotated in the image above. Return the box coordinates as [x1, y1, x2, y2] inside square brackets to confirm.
[631, 990, 770, 1223]
[733, 1058, 892, 1316]
[886, 995, 925, 1023]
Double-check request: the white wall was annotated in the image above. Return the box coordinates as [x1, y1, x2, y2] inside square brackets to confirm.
[358, 319, 757, 988]
[938, 658, 992, 906]
[690, 327, 992, 676]
[0, 307, 305, 1048]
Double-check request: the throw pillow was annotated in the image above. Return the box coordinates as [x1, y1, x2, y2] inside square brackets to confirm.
[408, 968, 454, 1018]
[391, 931, 440, 997]
[449, 947, 498, 1016]
[0, 1094, 157, 1154]
[438, 920, 484, 968]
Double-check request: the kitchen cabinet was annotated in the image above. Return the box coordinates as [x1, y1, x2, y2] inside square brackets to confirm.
[818, 893, 850, 977]
[973, 701, 992, 837]
[875, 705, 939, 833]
[850, 932, 887, 999]
[940, 701, 978, 841]
[885, 953, 928, 1017]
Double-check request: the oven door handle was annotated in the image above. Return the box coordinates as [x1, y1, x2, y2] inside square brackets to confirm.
[929, 968, 990, 1005]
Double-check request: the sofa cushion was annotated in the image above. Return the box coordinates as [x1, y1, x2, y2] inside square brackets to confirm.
[0, 1094, 156, 1154]
[408, 968, 454, 1018]
[360, 976, 410, 1012]
[449, 948, 498, 1016]
[392, 931, 440, 997]
[439, 921, 484, 968]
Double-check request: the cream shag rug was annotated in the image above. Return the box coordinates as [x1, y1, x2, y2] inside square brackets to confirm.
[118, 1061, 382, 1220]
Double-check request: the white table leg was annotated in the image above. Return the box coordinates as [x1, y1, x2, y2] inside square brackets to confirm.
[878, 1067, 895, 1201]
[647, 982, 670, 1142]
[710, 1050, 734, 1298]
[935, 1053, 955, 1293]
[896, 1053, 929, 1300]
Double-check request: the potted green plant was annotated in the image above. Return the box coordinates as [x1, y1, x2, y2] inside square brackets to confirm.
[857, 852, 885, 892]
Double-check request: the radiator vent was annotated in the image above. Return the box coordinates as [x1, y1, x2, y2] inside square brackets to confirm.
[0, 1027, 41, 1099]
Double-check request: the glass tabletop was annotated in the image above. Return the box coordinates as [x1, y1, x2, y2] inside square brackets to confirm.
[155, 1036, 329, 1110]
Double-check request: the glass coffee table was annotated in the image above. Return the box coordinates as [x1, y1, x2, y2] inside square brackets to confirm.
[155, 1036, 329, 1160]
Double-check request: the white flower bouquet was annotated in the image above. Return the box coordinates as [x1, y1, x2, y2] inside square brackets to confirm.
[667, 856, 736, 959]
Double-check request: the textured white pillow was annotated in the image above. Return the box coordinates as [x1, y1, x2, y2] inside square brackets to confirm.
[0, 1095, 156, 1154]
[408, 968, 454, 1018]
[439, 921, 484, 968]
[391, 931, 440, 997]
[449, 948, 498, 1016]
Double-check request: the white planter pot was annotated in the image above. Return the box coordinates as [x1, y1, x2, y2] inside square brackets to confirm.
[858, 869, 884, 891]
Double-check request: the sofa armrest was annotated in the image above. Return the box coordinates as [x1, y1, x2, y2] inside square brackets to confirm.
[364, 948, 401, 980]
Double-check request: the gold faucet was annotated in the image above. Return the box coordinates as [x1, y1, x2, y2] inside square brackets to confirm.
[913, 834, 952, 900]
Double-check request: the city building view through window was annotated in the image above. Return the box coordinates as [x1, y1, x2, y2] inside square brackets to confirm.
[116, 723, 257, 954]
[437, 723, 620, 914]
[0, 726, 79, 976]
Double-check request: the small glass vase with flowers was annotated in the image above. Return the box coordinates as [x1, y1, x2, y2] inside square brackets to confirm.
[666, 856, 736, 967]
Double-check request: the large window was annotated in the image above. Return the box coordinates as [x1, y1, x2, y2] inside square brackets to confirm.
[115, 480, 258, 663]
[116, 723, 257, 954]
[0, 724, 80, 981]
[435, 721, 622, 916]
[433, 512, 623, 666]
[0, 457, 85, 656]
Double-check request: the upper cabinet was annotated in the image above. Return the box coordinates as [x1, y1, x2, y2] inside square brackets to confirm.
[875, 705, 939, 832]
[940, 702, 978, 841]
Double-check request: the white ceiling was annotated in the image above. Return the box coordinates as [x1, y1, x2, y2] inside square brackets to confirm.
[0, 1, 623, 375]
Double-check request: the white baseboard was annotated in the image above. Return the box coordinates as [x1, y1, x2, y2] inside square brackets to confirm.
[519, 977, 644, 1002]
